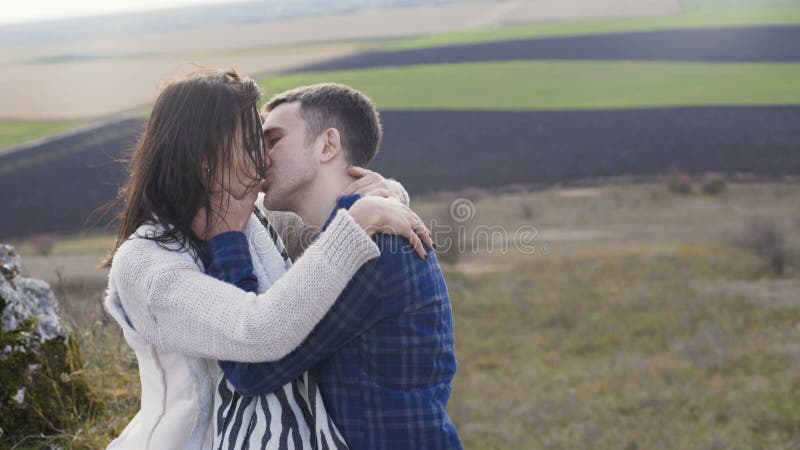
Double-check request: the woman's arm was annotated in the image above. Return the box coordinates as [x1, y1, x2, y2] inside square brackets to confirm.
[113, 193, 431, 362]
[111, 179, 431, 362]
[338, 166, 411, 206]
[112, 209, 379, 362]
[267, 168, 411, 260]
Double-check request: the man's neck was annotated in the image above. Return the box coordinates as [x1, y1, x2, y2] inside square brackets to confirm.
[293, 170, 357, 230]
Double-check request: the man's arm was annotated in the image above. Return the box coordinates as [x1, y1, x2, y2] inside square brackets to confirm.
[202, 228, 386, 396]
[218, 259, 384, 396]
[202, 231, 259, 293]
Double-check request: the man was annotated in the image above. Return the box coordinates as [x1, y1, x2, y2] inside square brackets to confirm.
[206, 83, 462, 449]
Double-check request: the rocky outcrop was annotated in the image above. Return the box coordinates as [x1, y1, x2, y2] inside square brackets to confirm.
[0, 244, 95, 443]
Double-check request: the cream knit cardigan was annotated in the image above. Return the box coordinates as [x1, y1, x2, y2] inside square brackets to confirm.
[104, 209, 380, 449]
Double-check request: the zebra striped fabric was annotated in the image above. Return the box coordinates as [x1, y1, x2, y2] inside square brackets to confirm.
[254, 208, 291, 267]
[211, 208, 349, 450]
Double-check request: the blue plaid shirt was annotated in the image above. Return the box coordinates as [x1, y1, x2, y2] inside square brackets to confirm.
[201, 231, 259, 293]
[205, 195, 462, 450]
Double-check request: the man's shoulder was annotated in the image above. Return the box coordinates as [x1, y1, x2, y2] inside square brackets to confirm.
[373, 234, 435, 262]
[372, 234, 445, 286]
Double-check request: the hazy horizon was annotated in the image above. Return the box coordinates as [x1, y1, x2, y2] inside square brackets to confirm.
[0, 0, 465, 48]
[1, 0, 248, 25]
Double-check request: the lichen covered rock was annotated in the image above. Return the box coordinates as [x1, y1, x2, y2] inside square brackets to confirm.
[0, 244, 96, 442]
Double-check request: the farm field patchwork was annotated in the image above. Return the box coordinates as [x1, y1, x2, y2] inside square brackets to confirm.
[6, 3, 800, 145]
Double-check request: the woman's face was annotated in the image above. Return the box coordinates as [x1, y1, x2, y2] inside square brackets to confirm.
[214, 123, 269, 200]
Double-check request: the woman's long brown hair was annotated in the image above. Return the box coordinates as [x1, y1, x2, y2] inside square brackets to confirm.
[101, 68, 266, 268]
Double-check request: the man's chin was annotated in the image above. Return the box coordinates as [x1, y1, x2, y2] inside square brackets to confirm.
[262, 191, 289, 212]
[261, 193, 277, 211]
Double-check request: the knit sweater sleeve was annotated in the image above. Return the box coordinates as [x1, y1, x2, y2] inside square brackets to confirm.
[265, 181, 411, 260]
[110, 209, 380, 362]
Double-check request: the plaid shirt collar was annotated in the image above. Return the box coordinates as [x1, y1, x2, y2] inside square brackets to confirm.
[322, 194, 362, 232]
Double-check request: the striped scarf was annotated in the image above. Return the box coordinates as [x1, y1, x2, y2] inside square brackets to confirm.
[212, 208, 349, 450]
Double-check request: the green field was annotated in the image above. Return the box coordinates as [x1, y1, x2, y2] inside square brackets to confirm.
[260, 61, 800, 110]
[392, 8, 800, 51]
[0, 121, 83, 153]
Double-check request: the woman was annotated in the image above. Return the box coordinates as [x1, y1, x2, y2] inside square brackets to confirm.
[103, 69, 431, 449]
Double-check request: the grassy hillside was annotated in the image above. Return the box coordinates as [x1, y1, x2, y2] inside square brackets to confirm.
[10, 181, 800, 448]
[260, 61, 800, 110]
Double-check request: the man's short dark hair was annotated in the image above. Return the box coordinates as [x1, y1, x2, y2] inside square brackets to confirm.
[264, 83, 382, 167]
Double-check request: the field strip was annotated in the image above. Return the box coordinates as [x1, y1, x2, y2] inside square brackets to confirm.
[295, 25, 800, 73]
[3, 106, 800, 238]
[5, 58, 799, 150]
[498, 0, 681, 24]
[393, 8, 800, 50]
[262, 61, 800, 111]
[0, 44, 361, 121]
[0, 121, 85, 153]
[0, 2, 509, 66]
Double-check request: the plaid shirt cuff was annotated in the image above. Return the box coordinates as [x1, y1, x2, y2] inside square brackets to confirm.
[203, 231, 259, 292]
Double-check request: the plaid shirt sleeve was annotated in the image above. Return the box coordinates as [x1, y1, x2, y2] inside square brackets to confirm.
[201, 230, 268, 384]
[200, 216, 385, 396]
[219, 259, 384, 396]
[202, 231, 258, 293]
[204, 196, 382, 396]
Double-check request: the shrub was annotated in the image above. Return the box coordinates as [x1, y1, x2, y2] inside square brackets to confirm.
[733, 217, 789, 276]
[28, 233, 57, 256]
[519, 201, 535, 220]
[666, 168, 693, 194]
[431, 199, 475, 265]
[701, 173, 726, 195]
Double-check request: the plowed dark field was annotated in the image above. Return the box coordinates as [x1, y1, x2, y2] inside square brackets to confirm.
[296, 26, 800, 72]
[1, 107, 799, 239]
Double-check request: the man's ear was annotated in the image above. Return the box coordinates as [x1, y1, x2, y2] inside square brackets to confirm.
[319, 128, 342, 163]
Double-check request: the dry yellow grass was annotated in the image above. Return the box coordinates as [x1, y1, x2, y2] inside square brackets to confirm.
[7, 181, 800, 448]
[499, 0, 681, 25]
[0, 44, 361, 120]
